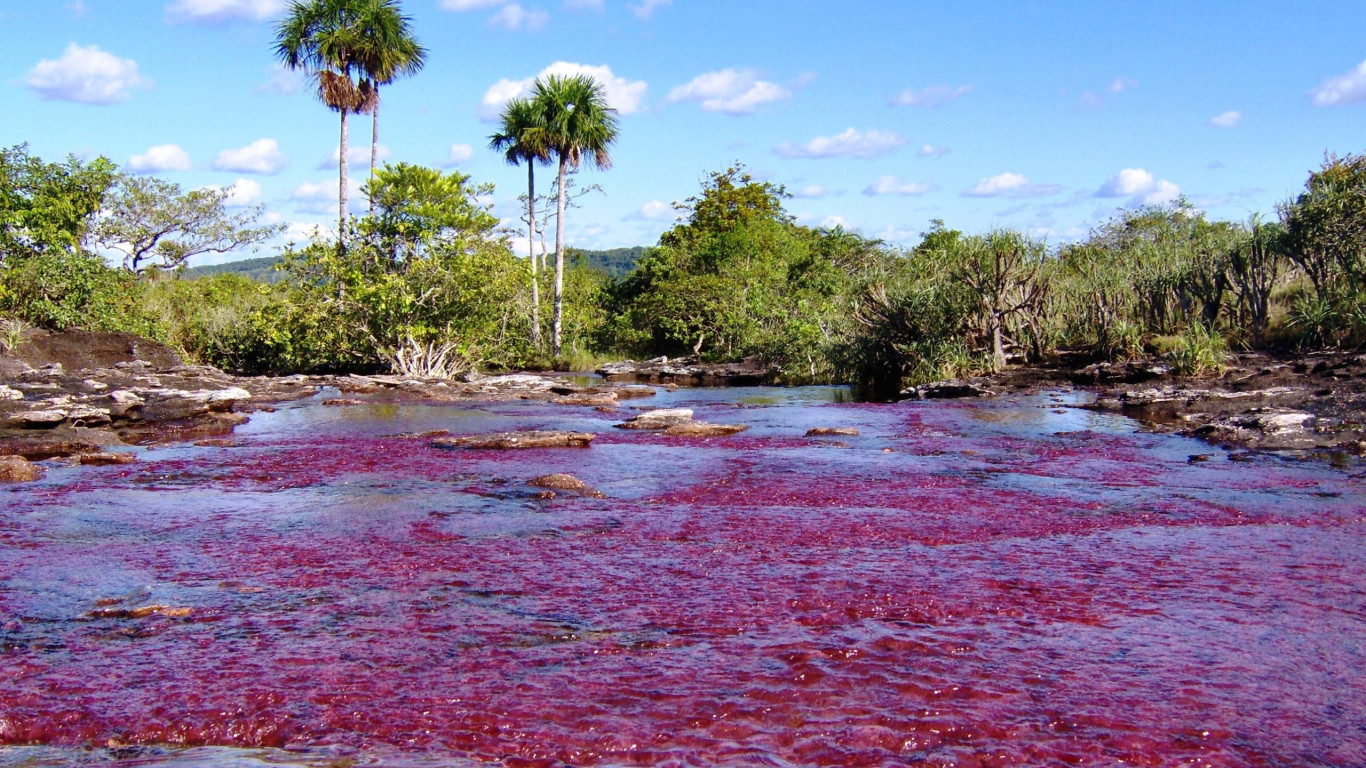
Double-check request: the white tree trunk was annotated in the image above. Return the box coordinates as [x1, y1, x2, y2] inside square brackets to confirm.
[528, 163, 541, 348]
[339, 108, 349, 244]
[370, 91, 379, 214]
[553, 156, 567, 356]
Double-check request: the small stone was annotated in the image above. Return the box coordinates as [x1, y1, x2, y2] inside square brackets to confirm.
[1187, 454, 1212, 464]
[527, 473, 606, 497]
[806, 427, 859, 437]
[0, 385, 23, 401]
[323, 398, 367, 406]
[0, 455, 44, 483]
[550, 392, 619, 407]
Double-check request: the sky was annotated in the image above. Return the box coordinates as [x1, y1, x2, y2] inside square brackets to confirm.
[4, 0, 1366, 266]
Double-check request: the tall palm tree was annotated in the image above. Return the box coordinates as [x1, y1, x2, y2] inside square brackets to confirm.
[275, 0, 371, 243]
[354, 0, 426, 207]
[531, 74, 619, 356]
[489, 98, 550, 348]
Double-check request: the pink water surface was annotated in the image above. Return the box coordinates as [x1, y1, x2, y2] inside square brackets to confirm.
[1, 388, 1364, 767]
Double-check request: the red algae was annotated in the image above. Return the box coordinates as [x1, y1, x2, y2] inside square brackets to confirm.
[1, 389, 1364, 767]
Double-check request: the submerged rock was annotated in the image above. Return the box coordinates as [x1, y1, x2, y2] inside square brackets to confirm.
[663, 422, 749, 437]
[528, 473, 606, 498]
[78, 452, 138, 466]
[550, 392, 619, 407]
[432, 430, 596, 450]
[0, 455, 43, 482]
[806, 427, 860, 437]
[597, 356, 778, 387]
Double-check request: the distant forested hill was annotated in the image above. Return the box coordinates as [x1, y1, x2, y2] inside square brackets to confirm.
[183, 247, 647, 284]
[184, 255, 286, 283]
[569, 247, 646, 278]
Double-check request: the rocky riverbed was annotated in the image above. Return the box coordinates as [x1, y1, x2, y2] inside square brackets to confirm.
[3, 331, 1363, 483]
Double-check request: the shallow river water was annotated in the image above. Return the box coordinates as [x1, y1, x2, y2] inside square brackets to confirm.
[1, 386, 1364, 768]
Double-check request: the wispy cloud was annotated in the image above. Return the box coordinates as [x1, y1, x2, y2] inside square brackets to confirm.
[963, 172, 1061, 198]
[629, 0, 670, 20]
[891, 84, 972, 108]
[443, 144, 474, 168]
[165, 0, 288, 24]
[488, 3, 548, 30]
[917, 143, 949, 158]
[1207, 110, 1242, 128]
[668, 69, 792, 116]
[1310, 60, 1366, 107]
[863, 176, 935, 197]
[318, 144, 391, 170]
[774, 128, 906, 160]
[1097, 168, 1181, 205]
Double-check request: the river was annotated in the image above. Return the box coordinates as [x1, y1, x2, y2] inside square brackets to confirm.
[1, 386, 1363, 767]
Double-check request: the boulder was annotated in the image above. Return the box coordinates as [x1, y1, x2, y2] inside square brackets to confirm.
[0, 385, 23, 401]
[0, 455, 43, 483]
[5, 409, 67, 429]
[432, 430, 596, 450]
[616, 408, 695, 430]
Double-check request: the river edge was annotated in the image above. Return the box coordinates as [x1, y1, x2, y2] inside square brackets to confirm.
[2, 330, 1363, 477]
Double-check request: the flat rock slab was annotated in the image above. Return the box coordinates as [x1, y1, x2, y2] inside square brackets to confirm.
[550, 393, 619, 407]
[527, 473, 606, 498]
[432, 431, 595, 450]
[78, 452, 138, 466]
[663, 422, 749, 437]
[616, 408, 695, 430]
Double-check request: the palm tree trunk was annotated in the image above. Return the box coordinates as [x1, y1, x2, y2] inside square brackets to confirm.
[528, 163, 541, 348]
[370, 89, 379, 214]
[339, 107, 349, 245]
[553, 155, 567, 357]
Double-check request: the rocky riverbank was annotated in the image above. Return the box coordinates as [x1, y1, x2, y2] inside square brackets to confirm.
[902, 350, 1366, 457]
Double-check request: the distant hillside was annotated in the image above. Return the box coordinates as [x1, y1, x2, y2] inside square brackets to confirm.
[184, 255, 286, 283]
[183, 247, 648, 283]
[569, 247, 647, 278]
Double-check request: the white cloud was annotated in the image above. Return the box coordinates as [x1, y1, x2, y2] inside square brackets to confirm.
[488, 3, 548, 30]
[1311, 60, 1366, 107]
[632, 200, 673, 221]
[444, 144, 475, 167]
[917, 143, 949, 158]
[478, 62, 647, 121]
[212, 139, 288, 175]
[667, 68, 792, 115]
[128, 144, 192, 174]
[792, 185, 828, 199]
[863, 176, 935, 197]
[891, 84, 972, 108]
[1208, 110, 1242, 128]
[963, 172, 1061, 198]
[24, 43, 150, 105]
[1097, 168, 1181, 205]
[820, 215, 848, 229]
[292, 178, 366, 214]
[319, 144, 392, 169]
[209, 178, 262, 207]
[256, 63, 303, 95]
[773, 128, 906, 160]
[629, 0, 670, 19]
[440, 0, 506, 8]
[564, 0, 603, 8]
[166, 0, 288, 23]
[1108, 77, 1138, 93]
[67, 1, 87, 18]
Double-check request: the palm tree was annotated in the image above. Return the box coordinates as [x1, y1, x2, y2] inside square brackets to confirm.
[531, 74, 619, 356]
[354, 0, 426, 207]
[490, 98, 551, 348]
[275, 0, 371, 243]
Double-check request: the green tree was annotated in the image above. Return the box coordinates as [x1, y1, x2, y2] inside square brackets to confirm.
[275, 0, 375, 242]
[91, 175, 282, 274]
[1281, 152, 1366, 301]
[0, 144, 116, 262]
[531, 73, 619, 356]
[353, 0, 425, 199]
[489, 97, 551, 348]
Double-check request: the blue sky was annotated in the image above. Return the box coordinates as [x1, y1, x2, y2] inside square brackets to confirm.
[4, 0, 1366, 265]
